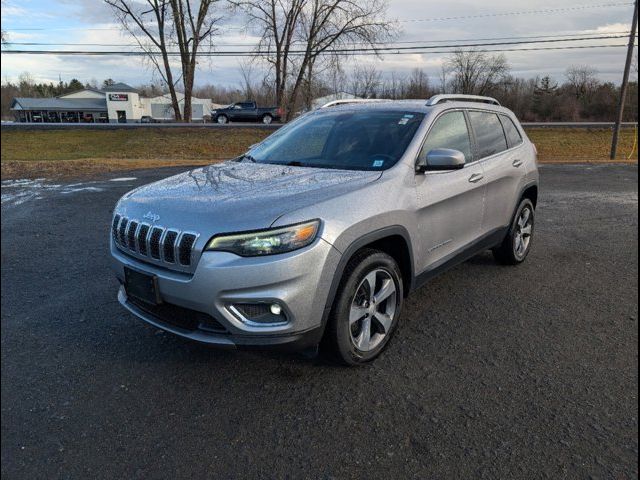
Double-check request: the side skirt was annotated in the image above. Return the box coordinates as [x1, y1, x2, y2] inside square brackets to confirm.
[412, 226, 509, 291]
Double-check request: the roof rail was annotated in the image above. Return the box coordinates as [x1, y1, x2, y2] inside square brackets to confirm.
[426, 94, 500, 106]
[320, 98, 392, 109]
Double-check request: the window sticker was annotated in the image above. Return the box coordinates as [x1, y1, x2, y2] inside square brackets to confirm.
[372, 159, 384, 167]
[398, 118, 409, 125]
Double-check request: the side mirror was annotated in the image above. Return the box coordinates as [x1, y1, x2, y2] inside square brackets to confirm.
[417, 148, 466, 173]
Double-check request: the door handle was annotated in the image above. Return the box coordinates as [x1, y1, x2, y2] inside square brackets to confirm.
[512, 159, 523, 168]
[468, 173, 484, 183]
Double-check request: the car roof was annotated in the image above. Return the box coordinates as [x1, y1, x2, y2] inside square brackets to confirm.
[314, 99, 512, 116]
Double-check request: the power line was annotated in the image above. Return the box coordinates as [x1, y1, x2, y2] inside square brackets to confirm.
[399, 2, 634, 22]
[4, 31, 635, 48]
[0, 35, 631, 56]
[0, 43, 629, 57]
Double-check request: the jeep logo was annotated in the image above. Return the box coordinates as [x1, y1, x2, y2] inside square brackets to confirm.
[143, 211, 160, 223]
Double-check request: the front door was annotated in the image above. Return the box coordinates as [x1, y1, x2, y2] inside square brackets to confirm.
[414, 110, 486, 272]
[117, 110, 127, 123]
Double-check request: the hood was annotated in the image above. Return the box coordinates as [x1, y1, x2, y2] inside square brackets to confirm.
[116, 161, 382, 233]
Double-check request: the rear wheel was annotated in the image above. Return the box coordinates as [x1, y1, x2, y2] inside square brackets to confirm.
[262, 114, 273, 125]
[323, 249, 404, 365]
[493, 198, 535, 265]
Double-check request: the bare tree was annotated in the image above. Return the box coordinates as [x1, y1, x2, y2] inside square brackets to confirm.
[234, 0, 395, 119]
[168, 0, 220, 121]
[350, 63, 381, 98]
[1, 1, 8, 44]
[104, 0, 220, 121]
[444, 50, 509, 95]
[565, 65, 600, 99]
[406, 68, 431, 98]
[238, 60, 257, 100]
[230, 0, 305, 113]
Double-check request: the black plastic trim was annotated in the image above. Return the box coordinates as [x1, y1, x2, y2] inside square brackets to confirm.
[319, 225, 415, 331]
[413, 226, 508, 289]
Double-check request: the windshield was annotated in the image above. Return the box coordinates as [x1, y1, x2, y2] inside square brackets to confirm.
[249, 110, 425, 171]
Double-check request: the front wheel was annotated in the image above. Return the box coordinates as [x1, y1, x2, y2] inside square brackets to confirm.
[323, 249, 404, 365]
[493, 198, 535, 265]
[216, 115, 228, 124]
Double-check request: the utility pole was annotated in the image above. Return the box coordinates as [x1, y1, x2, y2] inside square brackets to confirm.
[610, 0, 638, 160]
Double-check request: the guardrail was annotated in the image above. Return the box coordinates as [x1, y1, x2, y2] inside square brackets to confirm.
[0, 121, 637, 130]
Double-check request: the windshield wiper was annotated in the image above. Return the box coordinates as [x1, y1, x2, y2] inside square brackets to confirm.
[239, 154, 257, 163]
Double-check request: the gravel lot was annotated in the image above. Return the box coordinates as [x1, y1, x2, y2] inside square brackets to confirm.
[1, 164, 638, 479]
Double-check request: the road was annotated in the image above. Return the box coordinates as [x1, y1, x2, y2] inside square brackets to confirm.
[1, 164, 638, 479]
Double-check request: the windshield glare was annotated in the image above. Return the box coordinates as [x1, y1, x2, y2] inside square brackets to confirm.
[249, 110, 424, 171]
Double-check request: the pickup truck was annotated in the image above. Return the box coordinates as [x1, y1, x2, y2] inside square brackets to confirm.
[211, 102, 282, 124]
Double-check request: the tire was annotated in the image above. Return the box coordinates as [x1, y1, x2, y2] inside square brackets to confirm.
[493, 198, 535, 265]
[323, 249, 404, 365]
[262, 114, 273, 125]
[216, 115, 228, 124]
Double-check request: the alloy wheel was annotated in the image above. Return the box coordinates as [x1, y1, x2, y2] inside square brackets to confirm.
[349, 268, 397, 352]
[514, 206, 533, 258]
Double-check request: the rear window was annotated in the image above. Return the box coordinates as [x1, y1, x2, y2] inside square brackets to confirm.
[500, 115, 523, 148]
[468, 111, 508, 159]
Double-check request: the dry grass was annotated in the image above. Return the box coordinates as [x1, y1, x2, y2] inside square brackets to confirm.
[526, 128, 638, 163]
[1, 126, 637, 179]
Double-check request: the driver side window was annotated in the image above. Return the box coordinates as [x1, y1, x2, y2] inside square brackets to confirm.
[420, 111, 472, 163]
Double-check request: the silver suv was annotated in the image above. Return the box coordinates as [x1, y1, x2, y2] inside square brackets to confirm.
[110, 94, 539, 365]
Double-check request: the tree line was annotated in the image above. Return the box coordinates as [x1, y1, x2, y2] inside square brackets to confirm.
[1, 53, 637, 122]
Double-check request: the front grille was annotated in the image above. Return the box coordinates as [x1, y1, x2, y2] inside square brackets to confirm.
[179, 234, 197, 265]
[127, 221, 139, 250]
[112, 214, 121, 242]
[138, 224, 150, 255]
[112, 214, 199, 268]
[149, 227, 163, 259]
[163, 230, 178, 263]
[118, 218, 129, 247]
[128, 296, 227, 333]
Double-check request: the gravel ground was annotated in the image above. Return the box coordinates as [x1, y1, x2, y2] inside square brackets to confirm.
[1, 164, 638, 479]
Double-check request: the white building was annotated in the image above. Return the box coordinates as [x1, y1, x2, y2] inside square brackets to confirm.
[11, 82, 213, 123]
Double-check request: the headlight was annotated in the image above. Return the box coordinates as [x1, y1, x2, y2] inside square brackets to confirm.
[205, 220, 320, 257]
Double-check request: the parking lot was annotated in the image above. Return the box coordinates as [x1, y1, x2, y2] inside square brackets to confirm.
[1, 164, 638, 478]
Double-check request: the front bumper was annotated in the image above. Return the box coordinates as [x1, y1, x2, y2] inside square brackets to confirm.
[111, 237, 341, 349]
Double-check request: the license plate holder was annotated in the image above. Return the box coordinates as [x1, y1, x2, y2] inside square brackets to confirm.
[124, 267, 161, 305]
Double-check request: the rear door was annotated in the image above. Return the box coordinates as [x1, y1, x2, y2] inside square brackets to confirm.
[468, 110, 524, 234]
[238, 102, 257, 121]
[414, 110, 486, 271]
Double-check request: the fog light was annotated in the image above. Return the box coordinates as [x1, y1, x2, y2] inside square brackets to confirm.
[270, 303, 282, 315]
[230, 302, 288, 326]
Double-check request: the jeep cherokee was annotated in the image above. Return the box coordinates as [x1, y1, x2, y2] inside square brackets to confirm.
[110, 94, 539, 365]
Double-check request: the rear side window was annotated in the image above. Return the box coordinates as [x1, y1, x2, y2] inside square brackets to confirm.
[468, 111, 508, 159]
[500, 115, 523, 148]
[420, 111, 472, 162]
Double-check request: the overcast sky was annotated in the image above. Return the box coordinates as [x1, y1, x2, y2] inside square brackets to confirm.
[1, 0, 637, 90]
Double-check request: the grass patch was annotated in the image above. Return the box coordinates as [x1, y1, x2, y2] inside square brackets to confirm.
[526, 128, 638, 163]
[1, 126, 637, 179]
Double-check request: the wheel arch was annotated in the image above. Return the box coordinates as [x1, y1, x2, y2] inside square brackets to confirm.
[319, 226, 415, 335]
[520, 183, 538, 208]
